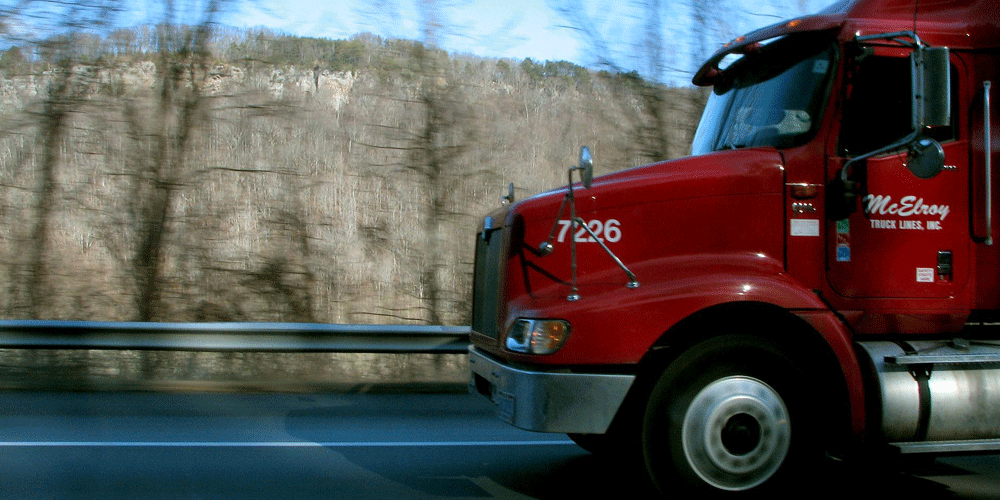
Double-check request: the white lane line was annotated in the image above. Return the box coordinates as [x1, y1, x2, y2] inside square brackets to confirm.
[0, 440, 577, 448]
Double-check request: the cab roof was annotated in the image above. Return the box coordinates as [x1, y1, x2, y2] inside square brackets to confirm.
[693, 0, 999, 86]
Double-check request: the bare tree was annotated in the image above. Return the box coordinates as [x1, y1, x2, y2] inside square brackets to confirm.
[412, 67, 476, 324]
[548, 0, 744, 161]
[5, 0, 123, 318]
[632, 0, 677, 160]
[687, 0, 719, 139]
[352, 0, 480, 325]
[127, 0, 227, 321]
[22, 50, 71, 318]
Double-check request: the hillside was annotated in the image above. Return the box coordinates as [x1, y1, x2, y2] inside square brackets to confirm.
[0, 29, 704, 326]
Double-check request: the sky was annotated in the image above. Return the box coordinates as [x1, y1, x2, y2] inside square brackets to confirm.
[226, 0, 829, 71]
[5, 0, 833, 83]
[225, 0, 584, 63]
[218, 0, 833, 82]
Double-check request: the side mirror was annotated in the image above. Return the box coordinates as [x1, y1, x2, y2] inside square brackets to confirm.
[907, 137, 945, 179]
[579, 146, 593, 189]
[912, 46, 950, 129]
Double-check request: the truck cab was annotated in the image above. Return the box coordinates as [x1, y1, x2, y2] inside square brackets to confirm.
[470, 0, 1000, 495]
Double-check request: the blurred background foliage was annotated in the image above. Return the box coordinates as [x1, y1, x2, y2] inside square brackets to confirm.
[0, 0, 724, 329]
[0, 0, 823, 387]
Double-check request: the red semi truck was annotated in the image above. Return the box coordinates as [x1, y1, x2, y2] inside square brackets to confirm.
[469, 0, 1000, 495]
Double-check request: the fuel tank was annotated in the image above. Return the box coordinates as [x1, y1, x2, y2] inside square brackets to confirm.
[857, 341, 1000, 442]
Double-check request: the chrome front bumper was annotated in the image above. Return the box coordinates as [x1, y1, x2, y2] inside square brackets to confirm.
[469, 346, 635, 434]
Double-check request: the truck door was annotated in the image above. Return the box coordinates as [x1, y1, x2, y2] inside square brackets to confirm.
[827, 53, 969, 302]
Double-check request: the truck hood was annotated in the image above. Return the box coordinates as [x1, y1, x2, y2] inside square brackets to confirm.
[484, 147, 789, 364]
[519, 148, 785, 216]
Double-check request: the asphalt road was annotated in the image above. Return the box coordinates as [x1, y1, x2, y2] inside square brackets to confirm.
[0, 389, 996, 499]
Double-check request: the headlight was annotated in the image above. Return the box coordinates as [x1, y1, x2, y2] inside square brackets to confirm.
[505, 319, 570, 355]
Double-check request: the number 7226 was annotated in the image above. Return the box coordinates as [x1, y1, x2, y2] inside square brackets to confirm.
[556, 219, 622, 243]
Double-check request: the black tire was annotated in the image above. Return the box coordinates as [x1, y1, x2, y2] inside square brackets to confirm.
[642, 335, 822, 496]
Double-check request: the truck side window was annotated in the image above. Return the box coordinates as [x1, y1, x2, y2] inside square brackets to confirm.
[840, 55, 955, 156]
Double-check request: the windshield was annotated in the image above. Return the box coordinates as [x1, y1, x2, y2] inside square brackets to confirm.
[691, 33, 836, 155]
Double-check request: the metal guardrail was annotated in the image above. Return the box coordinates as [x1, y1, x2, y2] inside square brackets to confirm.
[0, 321, 471, 354]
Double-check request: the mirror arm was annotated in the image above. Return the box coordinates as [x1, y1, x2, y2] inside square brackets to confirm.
[534, 146, 638, 299]
[537, 148, 592, 257]
[537, 194, 570, 256]
[841, 130, 920, 182]
[835, 130, 921, 218]
[572, 217, 639, 289]
[567, 168, 580, 301]
[854, 31, 922, 48]
[534, 165, 584, 300]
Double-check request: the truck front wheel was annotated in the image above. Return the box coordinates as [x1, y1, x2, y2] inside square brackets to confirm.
[642, 335, 819, 495]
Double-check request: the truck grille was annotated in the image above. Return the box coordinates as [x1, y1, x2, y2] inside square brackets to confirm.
[471, 221, 507, 340]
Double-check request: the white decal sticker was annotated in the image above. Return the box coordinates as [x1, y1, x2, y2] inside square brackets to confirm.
[869, 219, 945, 231]
[863, 194, 950, 232]
[556, 219, 622, 243]
[916, 268, 935, 283]
[790, 219, 820, 237]
[864, 194, 950, 220]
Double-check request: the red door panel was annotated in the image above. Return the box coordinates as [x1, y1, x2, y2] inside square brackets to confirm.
[827, 141, 968, 299]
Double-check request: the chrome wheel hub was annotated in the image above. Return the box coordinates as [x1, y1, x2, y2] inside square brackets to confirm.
[682, 376, 790, 491]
